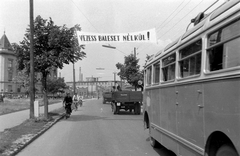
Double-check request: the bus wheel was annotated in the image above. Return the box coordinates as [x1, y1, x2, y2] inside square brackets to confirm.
[149, 128, 159, 148]
[216, 144, 238, 156]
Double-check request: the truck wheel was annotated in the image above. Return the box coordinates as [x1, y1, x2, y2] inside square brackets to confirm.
[134, 103, 141, 115]
[113, 103, 117, 114]
[116, 106, 120, 114]
[134, 104, 138, 114]
[137, 103, 141, 115]
[113, 103, 119, 114]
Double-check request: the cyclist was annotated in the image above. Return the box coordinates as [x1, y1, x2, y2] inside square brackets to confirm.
[79, 96, 83, 107]
[63, 92, 73, 119]
[72, 93, 80, 111]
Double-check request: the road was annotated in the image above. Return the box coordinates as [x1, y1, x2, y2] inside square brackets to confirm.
[17, 98, 175, 156]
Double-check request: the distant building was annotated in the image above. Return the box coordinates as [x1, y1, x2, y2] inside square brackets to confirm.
[0, 32, 57, 95]
[0, 32, 19, 93]
[66, 79, 122, 98]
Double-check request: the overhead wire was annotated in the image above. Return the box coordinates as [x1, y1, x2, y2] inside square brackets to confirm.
[155, 0, 187, 34]
[138, 0, 204, 54]
[156, 0, 192, 36]
[70, 0, 99, 32]
[159, 0, 204, 38]
[137, 0, 190, 52]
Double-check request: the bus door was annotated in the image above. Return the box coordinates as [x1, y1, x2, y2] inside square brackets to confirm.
[176, 83, 204, 155]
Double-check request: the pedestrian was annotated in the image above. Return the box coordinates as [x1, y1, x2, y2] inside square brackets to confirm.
[117, 85, 122, 91]
[63, 92, 73, 119]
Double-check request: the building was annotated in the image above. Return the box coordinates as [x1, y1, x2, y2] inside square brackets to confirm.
[0, 32, 57, 95]
[66, 79, 122, 98]
[0, 32, 19, 93]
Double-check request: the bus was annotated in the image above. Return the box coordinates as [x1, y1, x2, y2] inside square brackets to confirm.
[143, 0, 240, 156]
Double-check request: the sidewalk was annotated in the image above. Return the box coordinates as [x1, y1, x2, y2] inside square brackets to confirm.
[0, 102, 63, 132]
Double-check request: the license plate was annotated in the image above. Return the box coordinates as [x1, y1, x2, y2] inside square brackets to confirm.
[117, 103, 121, 106]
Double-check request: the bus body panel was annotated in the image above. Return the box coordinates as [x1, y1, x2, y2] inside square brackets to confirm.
[176, 83, 204, 148]
[204, 77, 240, 151]
[151, 88, 160, 127]
[144, 0, 240, 155]
[159, 86, 178, 152]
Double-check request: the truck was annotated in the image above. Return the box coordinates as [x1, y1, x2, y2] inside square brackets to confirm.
[102, 92, 112, 104]
[111, 91, 142, 115]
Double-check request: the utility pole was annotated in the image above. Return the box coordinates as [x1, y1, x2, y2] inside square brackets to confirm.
[29, 0, 35, 119]
[134, 47, 136, 59]
[73, 63, 76, 94]
[113, 72, 117, 88]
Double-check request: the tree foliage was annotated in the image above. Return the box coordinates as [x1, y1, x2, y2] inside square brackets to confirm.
[12, 15, 85, 118]
[47, 77, 67, 95]
[116, 54, 143, 90]
[14, 15, 85, 74]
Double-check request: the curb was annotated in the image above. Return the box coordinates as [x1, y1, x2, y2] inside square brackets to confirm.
[2, 113, 65, 156]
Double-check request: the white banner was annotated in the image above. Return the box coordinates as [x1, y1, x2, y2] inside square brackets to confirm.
[76, 28, 157, 44]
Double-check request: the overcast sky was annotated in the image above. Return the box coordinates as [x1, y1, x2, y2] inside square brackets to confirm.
[0, 0, 225, 82]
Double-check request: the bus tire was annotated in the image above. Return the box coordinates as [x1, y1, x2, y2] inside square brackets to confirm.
[216, 144, 238, 156]
[149, 128, 160, 148]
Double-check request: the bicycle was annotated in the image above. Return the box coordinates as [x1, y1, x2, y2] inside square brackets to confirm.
[73, 100, 79, 111]
[64, 102, 72, 119]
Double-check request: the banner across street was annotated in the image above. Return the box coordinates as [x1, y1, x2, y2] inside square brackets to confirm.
[76, 28, 157, 44]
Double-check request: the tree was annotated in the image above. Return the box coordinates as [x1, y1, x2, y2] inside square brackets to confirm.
[13, 15, 85, 119]
[47, 77, 67, 95]
[116, 54, 143, 90]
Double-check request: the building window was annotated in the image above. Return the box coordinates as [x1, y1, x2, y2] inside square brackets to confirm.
[179, 40, 202, 78]
[8, 59, 13, 81]
[207, 19, 240, 71]
[162, 53, 176, 81]
[8, 85, 12, 92]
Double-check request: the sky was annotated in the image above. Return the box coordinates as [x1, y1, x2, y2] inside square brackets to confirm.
[0, 0, 226, 82]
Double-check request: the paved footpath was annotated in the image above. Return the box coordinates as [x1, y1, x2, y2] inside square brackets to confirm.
[0, 102, 63, 132]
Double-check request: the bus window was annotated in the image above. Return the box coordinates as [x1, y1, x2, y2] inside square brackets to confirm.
[179, 40, 202, 78]
[207, 19, 240, 71]
[153, 62, 160, 84]
[162, 53, 176, 82]
[146, 66, 152, 86]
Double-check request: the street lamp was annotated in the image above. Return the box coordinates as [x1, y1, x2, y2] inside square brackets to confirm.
[102, 44, 116, 49]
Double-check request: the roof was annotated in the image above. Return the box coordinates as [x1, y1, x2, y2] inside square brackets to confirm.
[0, 32, 13, 50]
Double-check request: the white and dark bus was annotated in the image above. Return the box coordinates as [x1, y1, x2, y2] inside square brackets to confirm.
[143, 0, 240, 155]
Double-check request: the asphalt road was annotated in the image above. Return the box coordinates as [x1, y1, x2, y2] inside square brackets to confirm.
[17, 98, 175, 156]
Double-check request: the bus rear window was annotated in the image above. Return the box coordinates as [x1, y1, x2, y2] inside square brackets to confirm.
[207, 20, 240, 72]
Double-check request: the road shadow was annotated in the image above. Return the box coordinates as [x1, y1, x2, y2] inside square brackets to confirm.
[145, 137, 177, 156]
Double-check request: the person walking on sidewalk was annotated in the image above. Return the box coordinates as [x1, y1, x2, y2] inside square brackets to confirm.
[63, 92, 73, 119]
